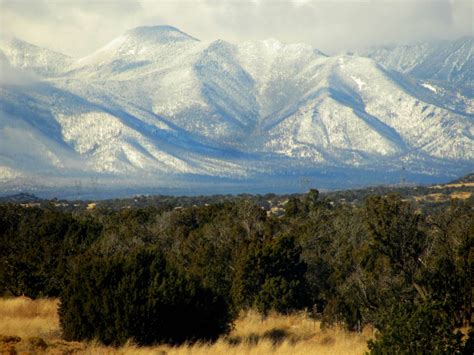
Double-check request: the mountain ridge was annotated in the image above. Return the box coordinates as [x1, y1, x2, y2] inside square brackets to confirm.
[358, 36, 474, 88]
[0, 26, 472, 195]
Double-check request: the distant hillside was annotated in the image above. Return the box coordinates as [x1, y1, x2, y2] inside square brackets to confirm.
[0, 193, 42, 203]
[1, 171, 472, 214]
[449, 173, 474, 184]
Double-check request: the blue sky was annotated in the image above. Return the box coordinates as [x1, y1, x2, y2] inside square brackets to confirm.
[1, 0, 472, 56]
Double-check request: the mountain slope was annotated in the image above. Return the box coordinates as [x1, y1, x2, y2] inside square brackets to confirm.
[0, 26, 472, 195]
[359, 37, 474, 87]
[0, 36, 73, 77]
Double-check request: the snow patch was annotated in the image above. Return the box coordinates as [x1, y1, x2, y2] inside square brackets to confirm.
[338, 57, 345, 68]
[351, 75, 366, 91]
[56, 112, 123, 155]
[421, 83, 438, 93]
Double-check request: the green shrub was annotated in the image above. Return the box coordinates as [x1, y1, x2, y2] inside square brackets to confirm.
[232, 234, 308, 314]
[59, 248, 233, 346]
[0, 205, 102, 298]
[368, 302, 465, 355]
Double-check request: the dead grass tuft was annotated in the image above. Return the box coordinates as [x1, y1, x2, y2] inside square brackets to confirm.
[0, 297, 60, 340]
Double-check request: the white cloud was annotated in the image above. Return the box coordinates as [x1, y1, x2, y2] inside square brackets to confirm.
[0, 0, 472, 56]
[0, 60, 39, 85]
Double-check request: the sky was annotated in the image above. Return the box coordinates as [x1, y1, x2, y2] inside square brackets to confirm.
[0, 0, 473, 57]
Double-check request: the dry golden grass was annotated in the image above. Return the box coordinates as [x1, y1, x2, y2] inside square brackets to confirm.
[414, 193, 448, 202]
[0, 296, 60, 339]
[0, 297, 371, 354]
[450, 191, 472, 200]
[414, 190, 472, 203]
[430, 182, 474, 189]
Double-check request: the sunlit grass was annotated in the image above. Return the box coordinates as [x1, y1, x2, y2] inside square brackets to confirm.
[0, 297, 371, 354]
[0, 296, 60, 339]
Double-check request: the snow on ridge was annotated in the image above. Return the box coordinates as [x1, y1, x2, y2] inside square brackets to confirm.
[124, 25, 200, 43]
[359, 36, 474, 86]
[1, 30, 473, 188]
[350, 76, 366, 91]
[0, 36, 73, 76]
[421, 83, 437, 93]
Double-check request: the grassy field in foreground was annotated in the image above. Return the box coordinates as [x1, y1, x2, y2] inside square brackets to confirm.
[0, 297, 372, 354]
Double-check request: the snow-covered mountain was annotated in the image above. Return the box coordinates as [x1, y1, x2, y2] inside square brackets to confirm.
[0, 35, 73, 77]
[0, 26, 472, 196]
[358, 37, 473, 87]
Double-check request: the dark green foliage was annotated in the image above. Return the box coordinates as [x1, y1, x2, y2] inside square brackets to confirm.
[427, 201, 474, 326]
[363, 197, 472, 354]
[59, 248, 233, 346]
[232, 234, 308, 314]
[0, 205, 102, 297]
[364, 195, 427, 289]
[155, 202, 268, 302]
[284, 197, 301, 218]
[305, 189, 320, 210]
[368, 302, 465, 355]
[1, 188, 472, 349]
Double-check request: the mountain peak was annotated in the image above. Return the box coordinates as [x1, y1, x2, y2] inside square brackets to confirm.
[124, 25, 199, 44]
[73, 25, 199, 68]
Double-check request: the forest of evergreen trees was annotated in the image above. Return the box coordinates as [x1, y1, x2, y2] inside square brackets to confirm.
[0, 190, 472, 353]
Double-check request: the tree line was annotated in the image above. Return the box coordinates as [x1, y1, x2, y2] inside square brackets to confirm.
[0, 190, 472, 353]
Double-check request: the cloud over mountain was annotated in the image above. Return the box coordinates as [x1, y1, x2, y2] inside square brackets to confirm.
[1, 0, 472, 56]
